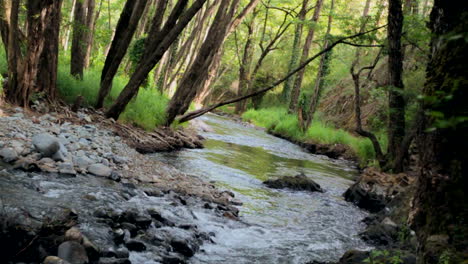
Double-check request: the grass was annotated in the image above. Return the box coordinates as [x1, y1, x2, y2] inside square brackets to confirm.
[242, 107, 379, 163]
[0, 47, 168, 130]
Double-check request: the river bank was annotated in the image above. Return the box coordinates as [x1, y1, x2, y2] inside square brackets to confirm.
[0, 106, 240, 264]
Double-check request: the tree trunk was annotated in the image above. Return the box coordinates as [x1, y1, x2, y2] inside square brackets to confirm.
[281, 0, 309, 102]
[302, 0, 335, 129]
[387, 0, 406, 172]
[235, 14, 256, 114]
[64, 0, 77, 50]
[96, 0, 148, 109]
[84, 0, 102, 68]
[36, 0, 63, 101]
[164, 0, 240, 125]
[70, 0, 88, 79]
[105, 0, 207, 120]
[412, 1, 468, 263]
[2, 0, 62, 106]
[288, 0, 324, 113]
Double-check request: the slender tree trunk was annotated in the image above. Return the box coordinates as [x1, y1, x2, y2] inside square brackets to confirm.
[64, 0, 77, 50]
[387, 0, 406, 172]
[288, 0, 324, 113]
[105, 0, 207, 120]
[281, 0, 309, 102]
[192, 0, 262, 107]
[235, 14, 256, 114]
[303, 0, 335, 129]
[164, 0, 240, 125]
[70, 0, 88, 79]
[96, 0, 149, 109]
[84, 0, 102, 68]
[412, 1, 468, 263]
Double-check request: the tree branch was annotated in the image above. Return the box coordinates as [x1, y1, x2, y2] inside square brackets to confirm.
[177, 25, 387, 123]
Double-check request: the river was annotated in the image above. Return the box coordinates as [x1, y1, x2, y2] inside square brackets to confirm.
[153, 114, 371, 264]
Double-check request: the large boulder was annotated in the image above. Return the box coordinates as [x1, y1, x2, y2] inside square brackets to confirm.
[32, 133, 60, 157]
[263, 173, 323, 193]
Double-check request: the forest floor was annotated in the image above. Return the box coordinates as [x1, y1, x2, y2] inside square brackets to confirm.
[0, 104, 241, 263]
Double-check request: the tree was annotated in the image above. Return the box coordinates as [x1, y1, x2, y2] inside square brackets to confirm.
[411, 1, 468, 263]
[70, 0, 89, 79]
[165, 0, 241, 125]
[95, 0, 149, 108]
[386, 0, 406, 172]
[0, 0, 63, 106]
[105, 0, 208, 120]
[289, 0, 325, 113]
[300, 0, 335, 129]
[281, 0, 310, 103]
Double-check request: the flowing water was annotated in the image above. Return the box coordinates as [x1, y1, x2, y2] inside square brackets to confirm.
[153, 114, 371, 264]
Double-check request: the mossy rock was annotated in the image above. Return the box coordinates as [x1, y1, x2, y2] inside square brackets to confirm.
[263, 173, 323, 193]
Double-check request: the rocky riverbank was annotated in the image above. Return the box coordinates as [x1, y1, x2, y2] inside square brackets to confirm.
[319, 168, 419, 264]
[0, 106, 240, 264]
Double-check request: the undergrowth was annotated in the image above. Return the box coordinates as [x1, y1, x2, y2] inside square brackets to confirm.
[242, 107, 380, 164]
[0, 48, 168, 130]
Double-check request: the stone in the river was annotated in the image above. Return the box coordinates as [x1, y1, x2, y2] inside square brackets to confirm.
[74, 156, 93, 170]
[32, 133, 60, 157]
[87, 163, 112, 177]
[263, 173, 323, 192]
[59, 163, 77, 176]
[170, 238, 199, 257]
[124, 239, 146, 252]
[0, 147, 18, 162]
[57, 241, 89, 264]
[97, 258, 131, 264]
[43, 256, 71, 264]
[65, 227, 84, 243]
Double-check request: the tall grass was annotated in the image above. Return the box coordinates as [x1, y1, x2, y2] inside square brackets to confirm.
[242, 107, 379, 163]
[0, 48, 168, 130]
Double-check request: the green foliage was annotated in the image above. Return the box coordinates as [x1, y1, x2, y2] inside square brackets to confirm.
[56, 58, 168, 130]
[242, 107, 377, 163]
[129, 37, 147, 65]
[364, 250, 403, 264]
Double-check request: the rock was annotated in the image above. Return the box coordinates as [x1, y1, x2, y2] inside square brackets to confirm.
[87, 163, 112, 177]
[162, 255, 187, 264]
[170, 238, 199, 257]
[40, 157, 55, 164]
[59, 163, 77, 176]
[337, 250, 370, 263]
[32, 133, 60, 157]
[64, 227, 83, 243]
[57, 241, 89, 264]
[0, 147, 18, 162]
[53, 143, 70, 162]
[82, 236, 100, 261]
[343, 181, 387, 213]
[263, 173, 323, 192]
[359, 220, 399, 246]
[74, 156, 93, 170]
[109, 171, 121, 182]
[101, 247, 129, 259]
[98, 258, 131, 264]
[124, 239, 146, 252]
[43, 256, 71, 264]
[119, 209, 152, 229]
